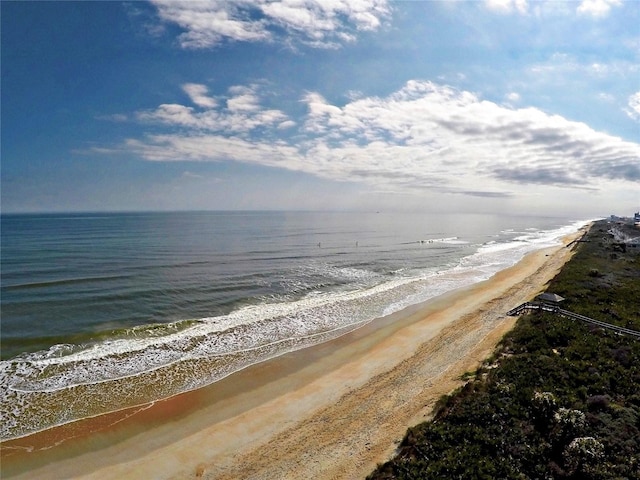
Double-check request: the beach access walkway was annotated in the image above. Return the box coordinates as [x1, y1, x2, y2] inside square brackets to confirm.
[507, 301, 640, 339]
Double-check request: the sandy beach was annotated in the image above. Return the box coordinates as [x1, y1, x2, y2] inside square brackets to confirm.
[1, 228, 585, 480]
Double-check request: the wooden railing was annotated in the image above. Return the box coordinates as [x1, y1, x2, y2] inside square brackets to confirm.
[506, 302, 640, 339]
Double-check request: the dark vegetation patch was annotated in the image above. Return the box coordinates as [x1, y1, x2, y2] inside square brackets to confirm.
[368, 220, 640, 480]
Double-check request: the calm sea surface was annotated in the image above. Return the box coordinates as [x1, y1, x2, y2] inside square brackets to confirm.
[0, 211, 589, 440]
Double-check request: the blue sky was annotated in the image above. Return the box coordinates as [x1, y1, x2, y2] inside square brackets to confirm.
[2, 0, 639, 216]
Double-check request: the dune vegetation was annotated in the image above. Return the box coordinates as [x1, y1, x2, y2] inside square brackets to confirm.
[369, 219, 640, 479]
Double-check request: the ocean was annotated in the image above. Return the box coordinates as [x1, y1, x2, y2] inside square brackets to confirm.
[0, 211, 590, 441]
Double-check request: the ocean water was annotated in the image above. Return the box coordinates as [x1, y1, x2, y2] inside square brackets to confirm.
[0, 211, 590, 440]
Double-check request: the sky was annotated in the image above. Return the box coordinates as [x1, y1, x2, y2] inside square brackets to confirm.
[1, 0, 639, 216]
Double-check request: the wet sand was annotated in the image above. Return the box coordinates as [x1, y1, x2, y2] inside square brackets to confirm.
[1, 228, 585, 479]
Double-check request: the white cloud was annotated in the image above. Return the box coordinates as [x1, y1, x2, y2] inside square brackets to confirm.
[117, 81, 640, 199]
[484, 0, 529, 15]
[505, 92, 521, 103]
[278, 120, 297, 129]
[577, 0, 622, 18]
[151, 1, 270, 48]
[126, 135, 305, 176]
[226, 85, 260, 112]
[529, 1, 574, 17]
[528, 54, 639, 84]
[137, 103, 199, 128]
[182, 83, 217, 108]
[136, 83, 289, 135]
[484, 0, 624, 17]
[298, 81, 640, 188]
[627, 92, 640, 121]
[150, 0, 390, 49]
[597, 92, 615, 102]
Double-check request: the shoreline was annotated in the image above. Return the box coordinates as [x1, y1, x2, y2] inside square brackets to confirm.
[1, 228, 587, 479]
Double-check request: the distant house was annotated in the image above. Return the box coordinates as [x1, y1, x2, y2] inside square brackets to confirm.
[536, 292, 565, 306]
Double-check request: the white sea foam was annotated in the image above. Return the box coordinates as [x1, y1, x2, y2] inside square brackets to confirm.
[424, 236, 464, 244]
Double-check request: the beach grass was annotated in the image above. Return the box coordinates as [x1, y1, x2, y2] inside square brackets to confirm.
[368, 220, 640, 479]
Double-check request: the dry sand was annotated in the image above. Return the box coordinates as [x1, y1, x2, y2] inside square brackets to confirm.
[1, 229, 585, 480]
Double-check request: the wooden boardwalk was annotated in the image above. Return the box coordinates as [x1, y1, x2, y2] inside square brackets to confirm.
[507, 302, 640, 339]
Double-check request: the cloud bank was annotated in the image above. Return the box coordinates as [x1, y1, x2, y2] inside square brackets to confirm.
[151, 0, 391, 49]
[118, 81, 640, 198]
